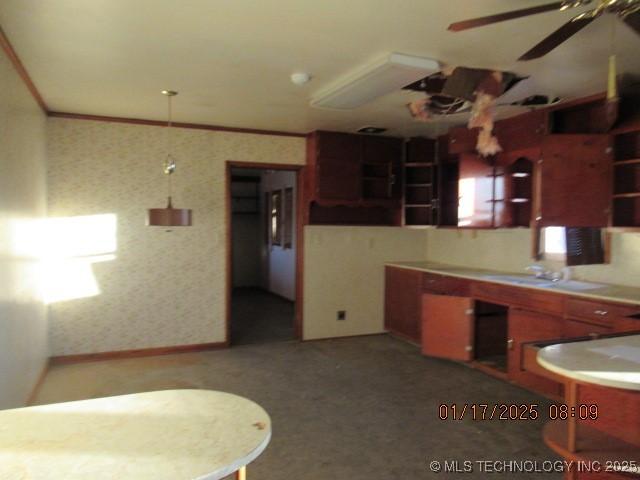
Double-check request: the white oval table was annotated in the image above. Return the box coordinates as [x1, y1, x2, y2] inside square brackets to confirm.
[537, 335, 640, 478]
[0, 389, 271, 480]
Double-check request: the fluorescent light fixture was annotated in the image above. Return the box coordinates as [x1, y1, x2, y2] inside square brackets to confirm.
[310, 52, 439, 110]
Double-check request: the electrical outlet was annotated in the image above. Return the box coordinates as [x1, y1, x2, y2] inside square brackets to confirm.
[337, 310, 346, 321]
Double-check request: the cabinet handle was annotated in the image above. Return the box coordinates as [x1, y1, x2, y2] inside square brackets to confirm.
[507, 339, 514, 350]
[594, 310, 608, 316]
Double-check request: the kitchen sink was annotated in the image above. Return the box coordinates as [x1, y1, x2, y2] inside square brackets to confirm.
[481, 274, 605, 291]
[481, 274, 558, 287]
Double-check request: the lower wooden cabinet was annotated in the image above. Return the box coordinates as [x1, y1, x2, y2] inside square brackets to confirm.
[421, 293, 474, 361]
[384, 266, 422, 343]
[507, 308, 564, 397]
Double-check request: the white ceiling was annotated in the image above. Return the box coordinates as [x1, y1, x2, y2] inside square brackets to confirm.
[1, 0, 639, 136]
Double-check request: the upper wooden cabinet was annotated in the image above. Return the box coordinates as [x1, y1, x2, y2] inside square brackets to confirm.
[457, 153, 495, 228]
[304, 131, 403, 225]
[312, 132, 361, 201]
[534, 134, 613, 227]
[448, 126, 479, 155]
[404, 137, 438, 226]
[494, 110, 548, 153]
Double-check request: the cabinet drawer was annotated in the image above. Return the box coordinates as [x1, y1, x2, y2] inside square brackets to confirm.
[422, 273, 471, 296]
[472, 281, 565, 315]
[565, 298, 639, 326]
[563, 319, 612, 338]
[613, 315, 640, 333]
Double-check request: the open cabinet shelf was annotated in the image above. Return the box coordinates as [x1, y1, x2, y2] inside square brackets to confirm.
[402, 137, 438, 226]
[612, 130, 640, 227]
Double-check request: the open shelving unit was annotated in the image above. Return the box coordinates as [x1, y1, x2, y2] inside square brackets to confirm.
[612, 130, 640, 227]
[403, 137, 438, 226]
[231, 175, 260, 214]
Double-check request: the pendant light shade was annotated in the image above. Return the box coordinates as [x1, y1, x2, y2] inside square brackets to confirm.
[147, 90, 193, 227]
[147, 197, 192, 227]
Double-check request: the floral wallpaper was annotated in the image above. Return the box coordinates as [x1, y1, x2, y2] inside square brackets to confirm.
[46, 118, 305, 355]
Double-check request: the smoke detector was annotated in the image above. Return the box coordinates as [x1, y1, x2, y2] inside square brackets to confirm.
[290, 72, 312, 86]
[357, 126, 387, 134]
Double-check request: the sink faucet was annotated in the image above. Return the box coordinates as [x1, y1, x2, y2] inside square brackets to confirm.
[525, 265, 562, 282]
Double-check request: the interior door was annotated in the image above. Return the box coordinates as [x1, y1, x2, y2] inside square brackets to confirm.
[536, 135, 612, 227]
[422, 293, 474, 361]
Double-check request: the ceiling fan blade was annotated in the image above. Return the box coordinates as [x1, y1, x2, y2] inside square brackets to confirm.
[518, 14, 595, 60]
[623, 10, 640, 35]
[448, 2, 565, 32]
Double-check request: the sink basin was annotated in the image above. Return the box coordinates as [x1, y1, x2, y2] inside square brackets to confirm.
[481, 274, 558, 288]
[550, 280, 606, 291]
[481, 274, 605, 291]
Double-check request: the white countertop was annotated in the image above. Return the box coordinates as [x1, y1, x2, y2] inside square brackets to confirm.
[537, 335, 640, 391]
[386, 261, 640, 306]
[0, 390, 271, 480]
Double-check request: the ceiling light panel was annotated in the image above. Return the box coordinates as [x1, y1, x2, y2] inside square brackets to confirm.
[310, 52, 440, 110]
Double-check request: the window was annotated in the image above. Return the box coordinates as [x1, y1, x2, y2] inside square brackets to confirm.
[270, 190, 282, 246]
[283, 187, 293, 249]
[539, 226, 605, 266]
[542, 227, 566, 261]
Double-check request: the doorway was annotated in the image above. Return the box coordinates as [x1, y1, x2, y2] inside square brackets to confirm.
[226, 163, 302, 345]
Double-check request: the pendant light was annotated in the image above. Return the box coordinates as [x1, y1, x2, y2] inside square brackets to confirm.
[147, 90, 193, 227]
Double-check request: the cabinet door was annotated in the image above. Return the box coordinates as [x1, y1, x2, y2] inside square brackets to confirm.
[422, 293, 474, 361]
[536, 135, 612, 227]
[448, 126, 479, 154]
[384, 267, 422, 343]
[494, 109, 547, 152]
[362, 136, 402, 199]
[457, 153, 495, 228]
[508, 308, 564, 397]
[315, 132, 361, 201]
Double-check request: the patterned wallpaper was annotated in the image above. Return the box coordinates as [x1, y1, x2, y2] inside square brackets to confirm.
[46, 118, 305, 355]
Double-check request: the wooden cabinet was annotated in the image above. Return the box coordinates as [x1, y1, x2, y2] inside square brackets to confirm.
[534, 134, 613, 227]
[422, 293, 474, 361]
[612, 130, 640, 227]
[313, 131, 361, 201]
[448, 126, 479, 154]
[493, 156, 535, 228]
[456, 153, 495, 228]
[508, 308, 564, 397]
[494, 109, 548, 152]
[404, 137, 437, 226]
[384, 266, 422, 343]
[305, 131, 402, 225]
[362, 135, 402, 201]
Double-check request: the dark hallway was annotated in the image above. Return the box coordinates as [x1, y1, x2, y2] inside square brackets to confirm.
[231, 288, 295, 345]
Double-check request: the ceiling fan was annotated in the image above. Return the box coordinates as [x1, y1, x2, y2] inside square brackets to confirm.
[448, 0, 640, 60]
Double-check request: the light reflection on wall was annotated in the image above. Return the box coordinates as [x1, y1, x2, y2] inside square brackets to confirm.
[9, 214, 117, 304]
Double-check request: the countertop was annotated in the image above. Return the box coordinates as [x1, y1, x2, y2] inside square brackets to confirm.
[385, 261, 640, 306]
[0, 390, 271, 480]
[537, 334, 640, 390]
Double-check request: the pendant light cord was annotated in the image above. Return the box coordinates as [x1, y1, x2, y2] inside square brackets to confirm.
[166, 93, 173, 206]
